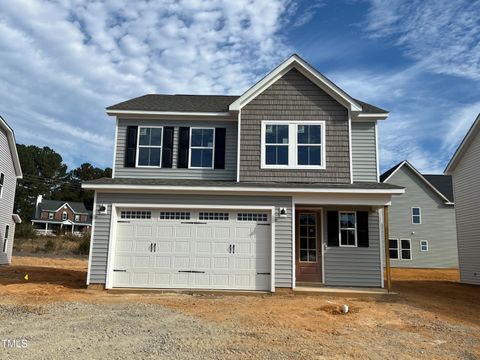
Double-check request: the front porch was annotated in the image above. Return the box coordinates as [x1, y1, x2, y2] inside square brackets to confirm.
[32, 220, 91, 236]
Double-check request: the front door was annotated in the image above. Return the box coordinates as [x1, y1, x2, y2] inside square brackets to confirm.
[295, 211, 322, 283]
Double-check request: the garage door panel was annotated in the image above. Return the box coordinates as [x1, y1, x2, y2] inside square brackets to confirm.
[112, 209, 271, 291]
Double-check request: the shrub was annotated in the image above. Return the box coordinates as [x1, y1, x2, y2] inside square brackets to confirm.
[14, 223, 37, 239]
[43, 239, 56, 253]
[77, 236, 90, 255]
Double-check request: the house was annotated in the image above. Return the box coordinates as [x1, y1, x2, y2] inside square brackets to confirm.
[381, 161, 458, 268]
[31, 195, 92, 236]
[82, 54, 404, 291]
[445, 113, 480, 285]
[0, 116, 22, 265]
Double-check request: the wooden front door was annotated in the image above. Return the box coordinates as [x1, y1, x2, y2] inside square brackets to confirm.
[295, 211, 322, 283]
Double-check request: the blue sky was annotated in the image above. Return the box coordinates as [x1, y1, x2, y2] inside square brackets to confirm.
[0, 0, 479, 173]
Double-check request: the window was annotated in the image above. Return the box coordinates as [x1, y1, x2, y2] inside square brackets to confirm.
[3, 225, 9, 252]
[237, 213, 269, 222]
[412, 207, 421, 224]
[265, 124, 289, 165]
[199, 212, 229, 221]
[62, 211, 68, 221]
[339, 211, 356, 247]
[121, 211, 152, 219]
[159, 212, 190, 220]
[74, 214, 80, 222]
[401, 239, 412, 260]
[48, 212, 54, 220]
[299, 213, 317, 262]
[0, 172, 4, 198]
[190, 128, 214, 168]
[297, 124, 322, 166]
[261, 121, 325, 169]
[389, 239, 399, 259]
[420, 240, 429, 252]
[137, 127, 162, 167]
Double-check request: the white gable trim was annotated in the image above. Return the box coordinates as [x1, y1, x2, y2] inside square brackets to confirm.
[229, 54, 363, 112]
[445, 113, 480, 174]
[0, 116, 22, 178]
[383, 160, 452, 204]
[52, 202, 88, 214]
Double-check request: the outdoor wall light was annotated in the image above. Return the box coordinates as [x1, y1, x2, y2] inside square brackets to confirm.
[279, 207, 287, 218]
[98, 205, 107, 215]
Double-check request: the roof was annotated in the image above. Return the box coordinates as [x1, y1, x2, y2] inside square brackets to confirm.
[423, 175, 454, 202]
[381, 160, 453, 204]
[0, 115, 22, 178]
[83, 178, 403, 194]
[445, 113, 480, 174]
[106, 55, 388, 118]
[107, 94, 238, 113]
[38, 200, 89, 214]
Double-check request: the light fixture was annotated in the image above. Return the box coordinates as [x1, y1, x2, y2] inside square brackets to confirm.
[279, 207, 287, 218]
[98, 205, 107, 215]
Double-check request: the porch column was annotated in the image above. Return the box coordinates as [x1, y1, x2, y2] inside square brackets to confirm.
[72, 225, 75, 234]
[45, 222, 48, 235]
[383, 206, 392, 292]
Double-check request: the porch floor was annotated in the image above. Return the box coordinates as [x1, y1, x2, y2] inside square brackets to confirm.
[294, 284, 394, 296]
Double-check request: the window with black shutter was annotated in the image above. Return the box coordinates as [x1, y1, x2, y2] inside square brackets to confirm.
[326, 211, 339, 247]
[177, 127, 190, 168]
[357, 211, 369, 247]
[162, 127, 174, 168]
[214, 128, 226, 169]
[124, 126, 138, 168]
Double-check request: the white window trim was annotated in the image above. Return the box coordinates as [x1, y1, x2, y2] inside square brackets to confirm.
[339, 211, 357, 247]
[420, 240, 429, 252]
[0, 172, 4, 199]
[188, 127, 215, 169]
[135, 126, 163, 168]
[62, 211, 68, 221]
[3, 224, 9, 252]
[48, 212, 54, 220]
[260, 121, 326, 170]
[400, 238, 412, 260]
[74, 214, 80, 222]
[389, 238, 400, 260]
[411, 207, 421, 225]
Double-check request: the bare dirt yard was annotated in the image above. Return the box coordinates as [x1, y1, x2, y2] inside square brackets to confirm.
[0, 256, 479, 359]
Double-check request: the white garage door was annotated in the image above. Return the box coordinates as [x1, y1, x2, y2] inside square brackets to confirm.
[111, 209, 272, 291]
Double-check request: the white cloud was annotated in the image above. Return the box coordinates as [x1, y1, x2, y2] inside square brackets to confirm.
[0, 0, 322, 168]
[363, 0, 480, 80]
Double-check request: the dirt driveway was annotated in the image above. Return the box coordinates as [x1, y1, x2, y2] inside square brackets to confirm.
[0, 256, 479, 359]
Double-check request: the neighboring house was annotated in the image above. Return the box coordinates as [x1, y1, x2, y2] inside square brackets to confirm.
[31, 195, 92, 236]
[0, 116, 22, 265]
[82, 54, 404, 291]
[381, 161, 458, 268]
[445, 113, 480, 285]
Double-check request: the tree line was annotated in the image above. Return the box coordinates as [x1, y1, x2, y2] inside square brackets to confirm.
[15, 144, 111, 221]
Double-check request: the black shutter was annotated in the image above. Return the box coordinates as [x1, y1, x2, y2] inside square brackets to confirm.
[327, 211, 339, 247]
[125, 126, 138, 168]
[357, 211, 369, 247]
[214, 128, 226, 169]
[162, 127, 174, 168]
[177, 127, 190, 168]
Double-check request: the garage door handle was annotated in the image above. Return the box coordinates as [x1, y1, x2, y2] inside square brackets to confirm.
[178, 270, 205, 274]
[154, 243, 157, 252]
[114, 269, 127, 272]
[149, 243, 153, 252]
[257, 272, 270, 275]
[228, 244, 232, 254]
[233, 244, 235, 254]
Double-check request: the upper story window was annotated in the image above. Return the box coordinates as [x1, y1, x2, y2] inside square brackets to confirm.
[261, 121, 325, 169]
[62, 211, 68, 221]
[189, 128, 214, 168]
[412, 207, 421, 224]
[2, 225, 9, 252]
[48, 212, 54, 220]
[74, 214, 80, 222]
[137, 127, 163, 167]
[0, 172, 4, 198]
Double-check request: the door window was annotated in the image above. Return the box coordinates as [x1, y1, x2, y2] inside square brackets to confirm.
[299, 213, 317, 262]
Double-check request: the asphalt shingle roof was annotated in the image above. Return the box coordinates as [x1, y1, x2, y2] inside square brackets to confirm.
[423, 175, 454, 202]
[39, 200, 89, 214]
[107, 94, 388, 115]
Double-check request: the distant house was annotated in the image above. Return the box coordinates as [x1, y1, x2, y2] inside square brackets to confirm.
[0, 116, 23, 265]
[381, 161, 458, 268]
[445, 114, 480, 285]
[31, 195, 92, 236]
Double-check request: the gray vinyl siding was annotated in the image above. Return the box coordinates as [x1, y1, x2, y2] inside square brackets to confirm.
[89, 193, 292, 288]
[451, 129, 480, 285]
[240, 68, 350, 183]
[114, 119, 237, 180]
[0, 127, 17, 265]
[323, 208, 382, 287]
[385, 166, 458, 268]
[352, 122, 378, 182]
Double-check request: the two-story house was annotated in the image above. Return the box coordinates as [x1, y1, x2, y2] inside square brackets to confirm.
[445, 113, 480, 285]
[0, 116, 22, 265]
[381, 161, 458, 269]
[31, 195, 92, 236]
[83, 54, 404, 291]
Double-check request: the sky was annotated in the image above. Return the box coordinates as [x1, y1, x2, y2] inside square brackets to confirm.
[0, 0, 479, 174]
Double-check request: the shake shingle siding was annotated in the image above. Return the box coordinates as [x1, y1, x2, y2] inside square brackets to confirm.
[351, 122, 378, 182]
[114, 119, 237, 180]
[0, 127, 17, 265]
[89, 193, 293, 288]
[240, 68, 350, 183]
